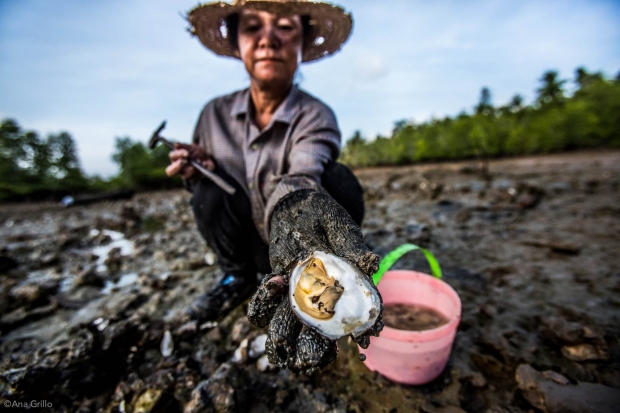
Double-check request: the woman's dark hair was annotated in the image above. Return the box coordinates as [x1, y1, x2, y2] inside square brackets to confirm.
[224, 13, 240, 49]
[224, 13, 315, 52]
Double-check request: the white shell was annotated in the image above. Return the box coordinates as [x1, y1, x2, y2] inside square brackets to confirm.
[289, 251, 381, 340]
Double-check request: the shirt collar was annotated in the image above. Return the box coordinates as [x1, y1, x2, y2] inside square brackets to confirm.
[230, 88, 250, 119]
[229, 84, 300, 125]
[272, 84, 300, 124]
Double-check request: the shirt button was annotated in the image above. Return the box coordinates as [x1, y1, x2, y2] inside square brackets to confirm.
[248, 182, 254, 189]
[251, 143, 258, 150]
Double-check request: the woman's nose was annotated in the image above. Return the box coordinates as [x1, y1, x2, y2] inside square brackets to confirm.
[257, 24, 280, 49]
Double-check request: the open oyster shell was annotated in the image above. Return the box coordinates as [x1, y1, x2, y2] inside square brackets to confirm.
[289, 251, 381, 340]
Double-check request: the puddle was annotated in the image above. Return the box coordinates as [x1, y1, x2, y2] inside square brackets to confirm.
[91, 229, 135, 273]
[59, 277, 74, 293]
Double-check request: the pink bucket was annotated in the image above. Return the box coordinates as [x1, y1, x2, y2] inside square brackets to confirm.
[361, 270, 461, 385]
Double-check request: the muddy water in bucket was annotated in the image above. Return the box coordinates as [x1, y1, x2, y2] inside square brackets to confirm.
[382, 303, 449, 331]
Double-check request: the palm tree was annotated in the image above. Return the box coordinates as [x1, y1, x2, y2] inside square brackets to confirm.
[509, 94, 524, 112]
[536, 70, 566, 106]
[575, 67, 603, 89]
[476, 87, 494, 115]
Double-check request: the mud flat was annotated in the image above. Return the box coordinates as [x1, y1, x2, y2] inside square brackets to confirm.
[1, 150, 619, 412]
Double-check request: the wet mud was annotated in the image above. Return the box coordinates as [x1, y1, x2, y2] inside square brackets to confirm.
[1, 150, 620, 412]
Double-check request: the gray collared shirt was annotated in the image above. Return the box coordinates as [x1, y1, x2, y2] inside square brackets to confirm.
[192, 84, 341, 243]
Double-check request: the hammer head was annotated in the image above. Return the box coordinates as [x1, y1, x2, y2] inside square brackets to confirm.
[148, 121, 168, 149]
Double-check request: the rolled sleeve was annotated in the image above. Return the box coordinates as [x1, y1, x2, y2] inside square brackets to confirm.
[263, 105, 341, 237]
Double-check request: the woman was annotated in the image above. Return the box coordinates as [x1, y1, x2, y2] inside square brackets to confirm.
[166, 0, 382, 374]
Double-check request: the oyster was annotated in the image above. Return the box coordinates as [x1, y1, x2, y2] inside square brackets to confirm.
[289, 251, 381, 340]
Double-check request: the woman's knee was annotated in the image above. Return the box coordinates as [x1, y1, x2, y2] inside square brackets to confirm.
[190, 179, 225, 225]
[321, 162, 365, 226]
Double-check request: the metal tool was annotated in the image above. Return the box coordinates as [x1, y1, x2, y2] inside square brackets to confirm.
[148, 121, 236, 195]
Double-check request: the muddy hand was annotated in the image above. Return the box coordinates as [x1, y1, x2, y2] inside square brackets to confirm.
[248, 269, 339, 374]
[247, 189, 383, 374]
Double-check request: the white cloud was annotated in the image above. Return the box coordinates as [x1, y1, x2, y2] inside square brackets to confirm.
[354, 52, 388, 80]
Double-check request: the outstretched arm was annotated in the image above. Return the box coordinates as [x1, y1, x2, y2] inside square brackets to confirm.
[248, 190, 383, 374]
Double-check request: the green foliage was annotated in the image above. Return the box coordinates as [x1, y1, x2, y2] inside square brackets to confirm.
[342, 67, 620, 168]
[0, 120, 89, 201]
[0, 120, 181, 201]
[111, 137, 179, 190]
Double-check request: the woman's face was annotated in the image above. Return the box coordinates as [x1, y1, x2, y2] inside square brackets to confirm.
[236, 10, 303, 88]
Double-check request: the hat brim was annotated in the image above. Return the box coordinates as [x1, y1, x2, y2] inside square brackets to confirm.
[187, 1, 352, 63]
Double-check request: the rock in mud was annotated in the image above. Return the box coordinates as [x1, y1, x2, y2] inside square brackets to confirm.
[540, 317, 608, 361]
[174, 321, 198, 339]
[30, 251, 61, 268]
[5, 278, 58, 313]
[169, 258, 191, 272]
[74, 267, 105, 287]
[184, 363, 248, 413]
[192, 342, 220, 378]
[515, 183, 544, 209]
[0, 298, 58, 329]
[515, 364, 620, 413]
[230, 317, 251, 344]
[9, 283, 42, 305]
[285, 386, 348, 413]
[403, 220, 431, 244]
[120, 203, 141, 224]
[541, 317, 583, 343]
[561, 343, 608, 362]
[547, 181, 571, 194]
[105, 247, 124, 273]
[133, 389, 164, 412]
[105, 370, 181, 413]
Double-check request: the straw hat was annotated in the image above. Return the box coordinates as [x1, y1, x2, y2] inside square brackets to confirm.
[187, 0, 353, 63]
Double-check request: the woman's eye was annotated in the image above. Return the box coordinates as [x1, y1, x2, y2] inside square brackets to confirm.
[245, 24, 260, 33]
[276, 18, 295, 31]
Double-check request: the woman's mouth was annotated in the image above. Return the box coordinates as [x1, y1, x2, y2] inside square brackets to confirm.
[257, 58, 282, 63]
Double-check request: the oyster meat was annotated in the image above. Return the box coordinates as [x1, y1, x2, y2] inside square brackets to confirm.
[289, 251, 381, 340]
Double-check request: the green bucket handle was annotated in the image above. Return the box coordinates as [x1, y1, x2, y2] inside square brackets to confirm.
[372, 243, 443, 286]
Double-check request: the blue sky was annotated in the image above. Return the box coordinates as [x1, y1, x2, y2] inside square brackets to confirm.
[1, 0, 619, 176]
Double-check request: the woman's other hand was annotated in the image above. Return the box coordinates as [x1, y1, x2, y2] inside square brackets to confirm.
[165, 143, 215, 181]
